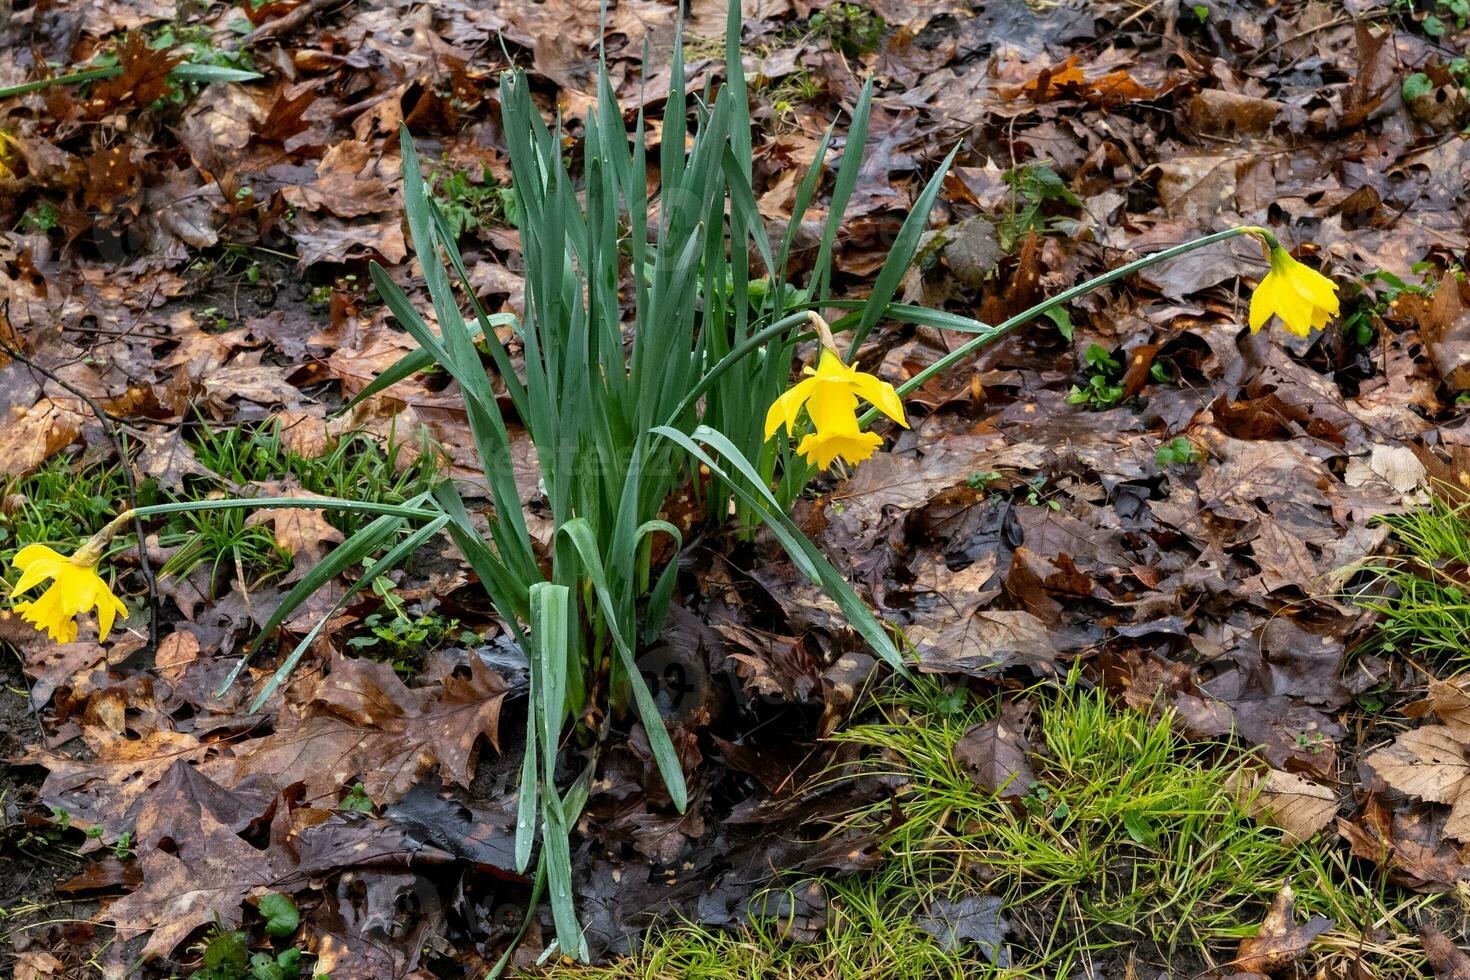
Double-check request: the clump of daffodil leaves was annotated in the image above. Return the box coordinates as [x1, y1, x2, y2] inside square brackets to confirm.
[1, 35, 1337, 967]
[7, 227, 1339, 649]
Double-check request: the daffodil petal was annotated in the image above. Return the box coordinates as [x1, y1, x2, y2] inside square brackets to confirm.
[764, 375, 819, 439]
[1248, 274, 1275, 332]
[850, 372, 908, 428]
[10, 556, 66, 597]
[13, 544, 65, 570]
[96, 587, 127, 642]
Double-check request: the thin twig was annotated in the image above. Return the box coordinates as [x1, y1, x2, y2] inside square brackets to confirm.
[0, 316, 160, 652]
[234, 0, 343, 49]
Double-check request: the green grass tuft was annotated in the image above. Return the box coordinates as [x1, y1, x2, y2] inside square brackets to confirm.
[542, 679, 1438, 977]
[1360, 493, 1470, 665]
[833, 678, 1436, 972]
[1, 422, 439, 600]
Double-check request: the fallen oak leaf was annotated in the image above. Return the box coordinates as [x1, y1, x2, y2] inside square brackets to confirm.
[999, 55, 1164, 107]
[1235, 883, 1333, 973]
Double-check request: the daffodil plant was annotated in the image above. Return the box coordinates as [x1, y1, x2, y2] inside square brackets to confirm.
[5, 10, 1341, 968]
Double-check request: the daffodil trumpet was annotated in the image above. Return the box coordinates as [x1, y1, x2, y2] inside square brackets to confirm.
[764, 312, 908, 469]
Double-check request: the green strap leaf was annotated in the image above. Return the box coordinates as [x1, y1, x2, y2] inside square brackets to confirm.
[528, 582, 586, 961]
[847, 142, 961, 353]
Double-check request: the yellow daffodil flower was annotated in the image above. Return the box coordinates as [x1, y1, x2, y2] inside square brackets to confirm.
[8, 542, 127, 643]
[765, 348, 907, 469]
[797, 419, 885, 469]
[1249, 245, 1339, 337]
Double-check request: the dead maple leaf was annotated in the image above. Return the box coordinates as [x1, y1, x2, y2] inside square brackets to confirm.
[86, 34, 184, 115]
[1000, 55, 1163, 107]
[247, 482, 346, 563]
[1235, 883, 1334, 973]
[25, 731, 211, 838]
[133, 427, 220, 491]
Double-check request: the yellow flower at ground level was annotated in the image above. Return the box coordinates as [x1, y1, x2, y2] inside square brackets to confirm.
[8, 543, 127, 643]
[765, 349, 907, 469]
[1249, 246, 1339, 337]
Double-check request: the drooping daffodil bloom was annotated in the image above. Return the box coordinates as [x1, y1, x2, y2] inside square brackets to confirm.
[1248, 245, 1339, 337]
[8, 541, 127, 643]
[765, 348, 908, 468]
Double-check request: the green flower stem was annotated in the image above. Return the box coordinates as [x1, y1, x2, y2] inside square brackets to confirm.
[122, 497, 440, 523]
[661, 310, 816, 429]
[860, 226, 1257, 425]
[0, 67, 119, 99]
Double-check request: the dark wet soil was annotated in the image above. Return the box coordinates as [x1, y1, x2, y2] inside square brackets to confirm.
[0, 656, 93, 974]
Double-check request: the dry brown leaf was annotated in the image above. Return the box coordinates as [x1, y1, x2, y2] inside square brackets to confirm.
[1364, 726, 1470, 805]
[25, 731, 211, 837]
[1423, 923, 1470, 979]
[12, 951, 65, 980]
[1235, 883, 1334, 972]
[1430, 677, 1470, 743]
[208, 653, 507, 804]
[1248, 770, 1338, 844]
[133, 427, 218, 490]
[247, 483, 346, 562]
[953, 702, 1034, 799]
[0, 398, 85, 477]
[104, 762, 287, 959]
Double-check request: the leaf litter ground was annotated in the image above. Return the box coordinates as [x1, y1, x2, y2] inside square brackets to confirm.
[3, 0, 1470, 975]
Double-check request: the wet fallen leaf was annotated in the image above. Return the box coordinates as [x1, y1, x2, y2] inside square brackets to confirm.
[953, 701, 1034, 799]
[1423, 923, 1470, 980]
